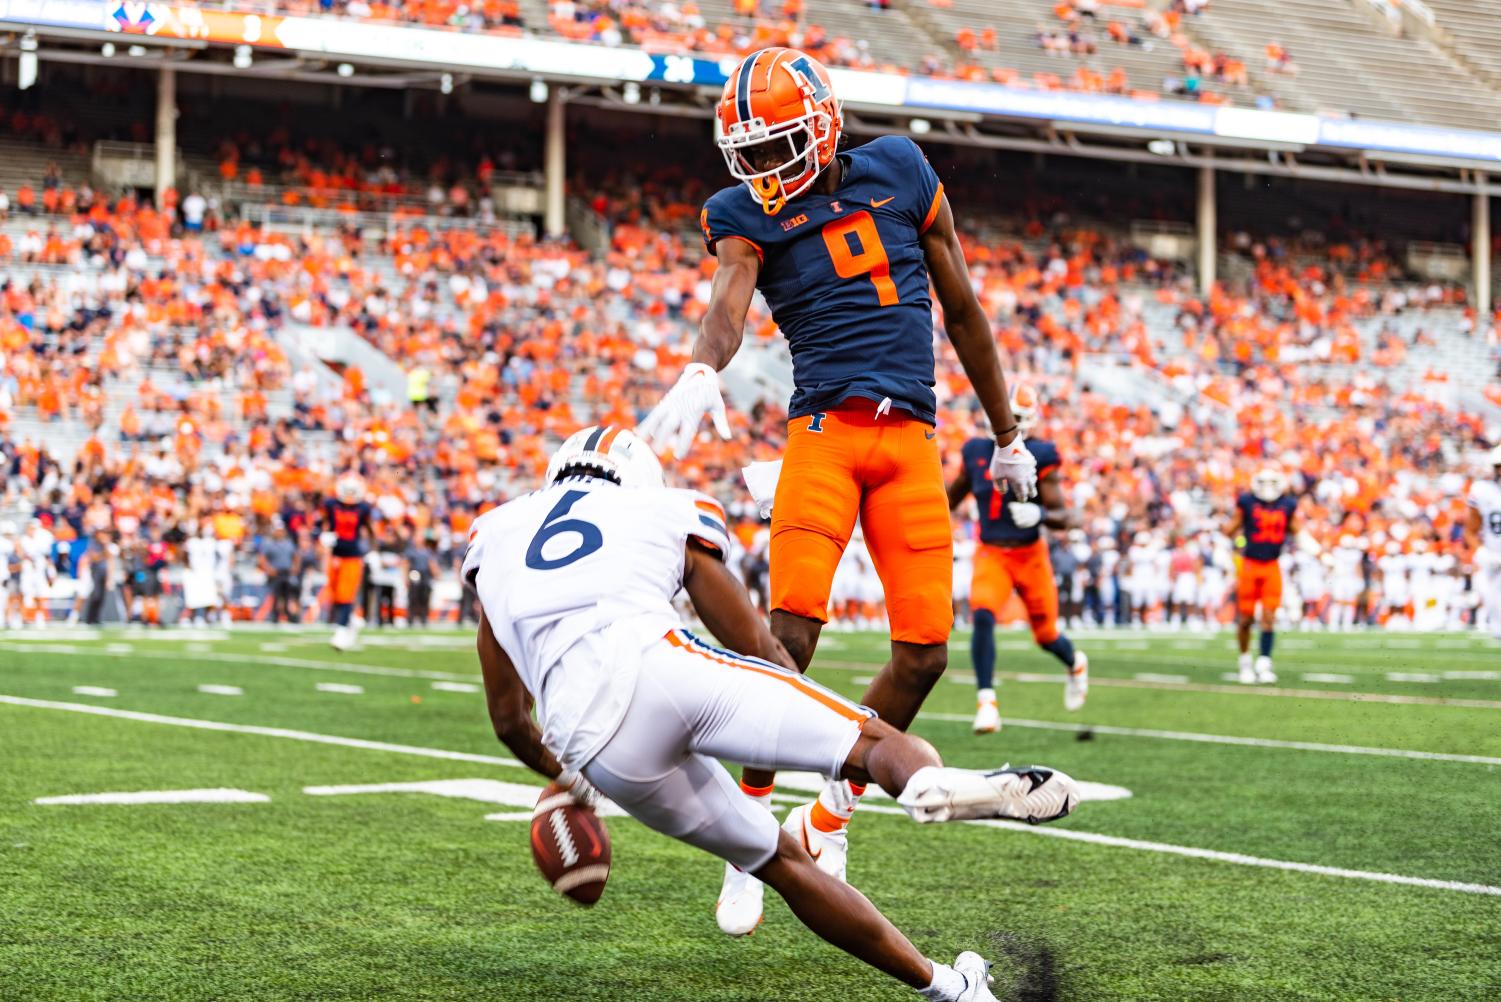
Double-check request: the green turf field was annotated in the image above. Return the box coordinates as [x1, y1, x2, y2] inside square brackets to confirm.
[3, 626, 1499, 1001]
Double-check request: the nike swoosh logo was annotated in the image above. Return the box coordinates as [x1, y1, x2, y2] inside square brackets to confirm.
[870, 196, 895, 208]
[925, 429, 936, 439]
[798, 820, 822, 861]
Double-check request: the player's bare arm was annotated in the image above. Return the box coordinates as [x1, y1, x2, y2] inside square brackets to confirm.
[693, 236, 762, 370]
[1464, 505, 1484, 564]
[920, 194, 1018, 444]
[1226, 506, 1244, 540]
[1037, 469, 1070, 530]
[682, 539, 797, 672]
[476, 608, 563, 781]
[946, 467, 972, 512]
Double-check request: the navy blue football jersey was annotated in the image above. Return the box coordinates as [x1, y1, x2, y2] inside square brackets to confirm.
[960, 437, 1061, 545]
[1237, 492, 1296, 561]
[701, 135, 944, 423]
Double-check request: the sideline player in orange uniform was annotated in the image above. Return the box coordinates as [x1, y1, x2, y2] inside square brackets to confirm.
[1227, 467, 1298, 684]
[639, 47, 1038, 936]
[322, 475, 375, 651]
[947, 387, 1088, 734]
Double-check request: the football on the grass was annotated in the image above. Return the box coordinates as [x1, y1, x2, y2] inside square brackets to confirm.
[530, 782, 611, 905]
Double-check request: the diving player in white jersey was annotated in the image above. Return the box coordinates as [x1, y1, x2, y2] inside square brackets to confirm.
[465, 426, 1080, 1002]
[1465, 446, 1501, 638]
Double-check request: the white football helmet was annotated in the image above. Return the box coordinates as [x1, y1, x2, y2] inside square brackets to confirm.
[335, 475, 364, 504]
[1251, 467, 1287, 502]
[1010, 383, 1040, 433]
[547, 426, 663, 490]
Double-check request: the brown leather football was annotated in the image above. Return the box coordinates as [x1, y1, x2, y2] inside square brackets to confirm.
[530, 781, 611, 905]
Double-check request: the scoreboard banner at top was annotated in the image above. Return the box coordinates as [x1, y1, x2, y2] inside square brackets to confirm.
[4, 0, 1501, 165]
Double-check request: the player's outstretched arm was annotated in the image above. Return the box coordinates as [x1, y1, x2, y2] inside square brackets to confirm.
[476, 608, 563, 781]
[921, 194, 1036, 501]
[639, 239, 760, 456]
[682, 539, 797, 672]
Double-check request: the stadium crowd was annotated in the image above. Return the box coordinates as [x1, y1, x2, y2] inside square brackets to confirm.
[1, 125, 1498, 634]
[229, 0, 1308, 110]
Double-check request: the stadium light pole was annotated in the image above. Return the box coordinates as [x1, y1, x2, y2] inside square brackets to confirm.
[544, 87, 566, 239]
[155, 66, 176, 210]
[1197, 164, 1216, 296]
[1474, 177, 1492, 320]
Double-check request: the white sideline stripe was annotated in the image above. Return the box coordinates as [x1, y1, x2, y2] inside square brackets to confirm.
[0, 695, 525, 768]
[0, 642, 481, 683]
[4, 694, 1497, 897]
[315, 683, 364, 695]
[35, 788, 268, 805]
[197, 684, 243, 696]
[430, 681, 480, 694]
[816, 659, 1501, 709]
[918, 713, 1501, 766]
[1133, 673, 1189, 684]
[71, 686, 117, 698]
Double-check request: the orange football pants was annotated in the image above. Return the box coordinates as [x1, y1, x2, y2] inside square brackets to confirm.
[970, 539, 1060, 644]
[770, 400, 953, 645]
[1237, 558, 1282, 616]
[330, 555, 364, 605]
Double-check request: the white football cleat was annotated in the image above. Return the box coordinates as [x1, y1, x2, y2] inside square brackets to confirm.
[330, 626, 354, 652]
[1063, 652, 1089, 712]
[954, 951, 998, 1002]
[898, 764, 1078, 825]
[1254, 655, 1277, 684]
[972, 691, 1001, 733]
[1237, 652, 1256, 684]
[715, 862, 764, 937]
[782, 803, 848, 882]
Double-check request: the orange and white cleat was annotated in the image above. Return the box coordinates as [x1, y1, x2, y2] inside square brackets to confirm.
[1064, 651, 1089, 712]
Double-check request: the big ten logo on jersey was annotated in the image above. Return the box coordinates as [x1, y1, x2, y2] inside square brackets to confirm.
[1251, 506, 1288, 544]
[780, 212, 809, 232]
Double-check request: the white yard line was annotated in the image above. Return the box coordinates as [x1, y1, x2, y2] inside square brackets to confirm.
[919, 714, 1501, 766]
[1133, 673, 1189, 684]
[0, 695, 523, 768]
[4, 694, 1500, 899]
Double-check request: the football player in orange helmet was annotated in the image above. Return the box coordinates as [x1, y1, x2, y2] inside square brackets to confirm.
[640, 46, 1045, 949]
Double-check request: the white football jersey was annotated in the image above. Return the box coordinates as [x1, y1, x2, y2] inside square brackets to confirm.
[463, 477, 731, 769]
[1331, 546, 1364, 580]
[1468, 479, 1501, 555]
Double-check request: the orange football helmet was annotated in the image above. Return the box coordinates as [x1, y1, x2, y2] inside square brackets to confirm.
[716, 47, 842, 215]
[1009, 383, 1040, 432]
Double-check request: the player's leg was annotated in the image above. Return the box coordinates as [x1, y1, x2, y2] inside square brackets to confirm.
[723, 414, 860, 928]
[1236, 565, 1259, 683]
[816, 421, 951, 847]
[1255, 564, 1282, 683]
[1014, 542, 1088, 712]
[968, 544, 1012, 733]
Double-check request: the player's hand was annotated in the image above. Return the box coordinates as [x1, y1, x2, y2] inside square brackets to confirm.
[638, 363, 731, 458]
[990, 435, 1038, 502]
[1007, 501, 1042, 529]
[556, 770, 602, 809]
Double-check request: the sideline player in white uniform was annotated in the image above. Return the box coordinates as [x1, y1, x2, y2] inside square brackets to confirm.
[0, 520, 19, 628]
[18, 519, 56, 627]
[1377, 541, 1411, 627]
[465, 427, 1081, 1001]
[1465, 447, 1501, 637]
[1329, 535, 1365, 631]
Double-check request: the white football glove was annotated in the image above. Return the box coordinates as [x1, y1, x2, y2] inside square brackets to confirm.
[555, 770, 602, 809]
[638, 362, 731, 458]
[990, 435, 1038, 502]
[1007, 501, 1042, 529]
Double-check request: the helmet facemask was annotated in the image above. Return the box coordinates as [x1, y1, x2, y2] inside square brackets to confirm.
[718, 107, 834, 215]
